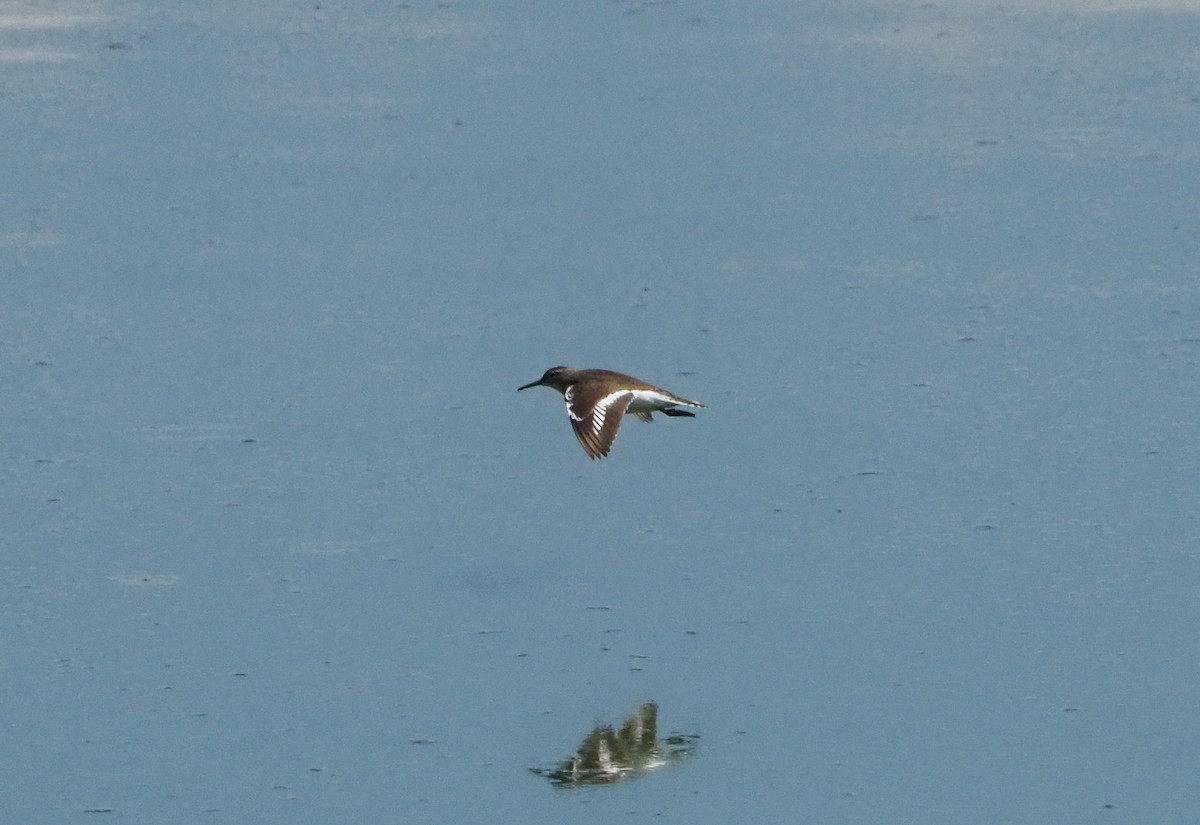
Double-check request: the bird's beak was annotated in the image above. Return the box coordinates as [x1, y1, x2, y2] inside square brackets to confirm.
[517, 378, 543, 391]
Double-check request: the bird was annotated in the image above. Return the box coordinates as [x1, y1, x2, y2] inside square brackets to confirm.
[518, 366, 704, 459]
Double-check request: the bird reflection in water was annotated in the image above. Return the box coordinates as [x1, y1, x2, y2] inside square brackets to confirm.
[531, 701, 698, 786]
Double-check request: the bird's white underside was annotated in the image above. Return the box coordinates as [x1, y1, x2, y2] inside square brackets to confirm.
[626, 389, 693, 414]
[564, 388, 697, 434]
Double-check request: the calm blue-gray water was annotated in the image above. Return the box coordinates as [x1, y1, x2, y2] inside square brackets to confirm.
[3, 2, 1198, 822]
